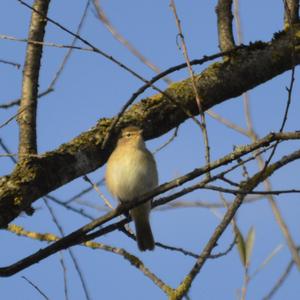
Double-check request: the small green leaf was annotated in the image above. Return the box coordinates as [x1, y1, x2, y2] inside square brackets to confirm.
[245, 227, 255, 266]
[235, 226, 246, 267]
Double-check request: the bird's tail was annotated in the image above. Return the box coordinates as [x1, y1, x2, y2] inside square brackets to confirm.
[131, 204, 155, 251]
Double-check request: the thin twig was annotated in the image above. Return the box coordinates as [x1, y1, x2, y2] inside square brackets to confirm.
[65, 178, 105, 204]
[17, 0, 208, 152]
[8, 223, 173, 295]
[0, 102, 28, 130]
[209, 237, 236, 258]
[264, 1, 296, 168]
[169, 150, 300, 299]
[17, 0, 189, 127]
[83, 175, 113, 209]
[120, 226, 200, 258]
[203, 185, 300, 195]
[157, 196, 264, 210]
[0, 138, 17, 164]
[59, 252, 69, 300]
[22, 276, 49, 300]
[262, 259, 294, 300]
[46, 195, 95, 220]
[93, 0, 250, 157]
[153, 126, 179, 155]
[72, 199, 109, 212]
[207, 109, 249, 136]
[0, 88, 53, 109]
[170, 0, 211, 177]
[1, 148, 300, 277]
[251, 244, 284, 279]
[0, 58, 21, 69]
[43, 199, 92, 300]
[99, 46, 241, 151]
[0, 34, 93, 52]
[17, 0, 152, 84]
[233, 0, 300, 272]
[92, 0, 172, 84]
[1, 1, 89, 112]
[48, 0, 90, 90]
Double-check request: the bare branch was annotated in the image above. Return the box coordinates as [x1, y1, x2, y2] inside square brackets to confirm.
[0, 59, 21, 69]
[0, 2, 88, 111]
[92, 0, 172, 84]
[0, 34, 93, 52]
[92, 0, 249, 151]
[7, 223, 173, 294]
[170, 0, 211, 176]
[170, 149, 300, 299]
[0, 138, 17, 164]
[153, 126, 179, 155]
[207, 109, 248, 135]
[83, 175, 113, 209]
[157, 196, 263, 210]
[17, 0, 51, 156]
[46, 195, 96, 220]
[203, 185, 300, 195]
[0, 88, 53, 110]
[16, 0, 162, 89]
[65, 178, 105, 204]
[48, 1, 90, 90]
[232, 1, 300, 272]
[0, 127, 299, 228]
[262, 259, 294, 300]
[1, 143, 300, 277]
[0, 26, 300, 226]
[59, 253, 69, 300]
[44, 199, 91, 300]
[22, 276, 49, 300]
[216, 0, 235, 52]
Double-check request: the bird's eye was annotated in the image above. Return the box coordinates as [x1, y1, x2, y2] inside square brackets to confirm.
[126, 133, 131, 137]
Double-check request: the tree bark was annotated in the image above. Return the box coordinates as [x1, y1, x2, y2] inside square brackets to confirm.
[0, 26, 299, 228]
[18, 0, 51, 156]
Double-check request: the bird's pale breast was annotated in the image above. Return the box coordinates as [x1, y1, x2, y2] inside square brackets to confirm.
[106, 146, 158, 202]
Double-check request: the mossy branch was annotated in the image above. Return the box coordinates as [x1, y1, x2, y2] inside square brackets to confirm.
[0, 27, 300, 227]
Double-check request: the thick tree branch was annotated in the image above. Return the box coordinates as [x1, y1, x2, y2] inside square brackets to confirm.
[17, 0, 51, 156]
[0, 28, 300, 227]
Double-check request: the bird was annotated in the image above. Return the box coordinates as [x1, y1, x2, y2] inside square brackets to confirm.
[105, 126, 158, 251]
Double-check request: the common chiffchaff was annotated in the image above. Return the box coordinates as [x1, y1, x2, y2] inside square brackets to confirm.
[105, 126, 158, 251]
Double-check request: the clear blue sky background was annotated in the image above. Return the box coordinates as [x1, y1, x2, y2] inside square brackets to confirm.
[1, 1, 300, 299]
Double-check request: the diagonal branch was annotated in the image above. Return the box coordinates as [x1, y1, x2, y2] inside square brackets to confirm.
[92, 0, 172, 85]
[2, 145, 300, 297]
[0, 28, 300, 227]
[7, 224, 173, 294]
[0, 132, 300, 277]
[170, 0, 211, 175]
[170, 149, 300, 299]
[234, 0, 300, 271]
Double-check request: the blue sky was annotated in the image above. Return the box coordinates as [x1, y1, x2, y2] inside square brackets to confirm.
[1, 1, 300, 299]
